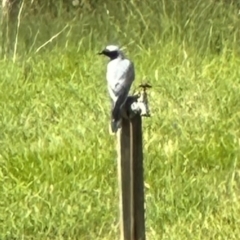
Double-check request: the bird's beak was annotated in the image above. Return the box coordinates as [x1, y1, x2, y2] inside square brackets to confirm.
[97, 49, 109, 55]
[97, 50, 104, 55]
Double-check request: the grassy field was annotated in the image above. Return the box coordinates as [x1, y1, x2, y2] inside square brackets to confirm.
[1, 0, 240, 239]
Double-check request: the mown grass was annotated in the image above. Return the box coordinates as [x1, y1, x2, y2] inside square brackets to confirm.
[1, 0, 240, 239]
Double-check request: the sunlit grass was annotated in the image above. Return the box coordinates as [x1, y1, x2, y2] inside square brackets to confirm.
[1, 0, 240, 239]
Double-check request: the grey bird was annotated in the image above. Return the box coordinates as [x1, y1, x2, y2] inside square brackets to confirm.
[98, 45, 135, 133]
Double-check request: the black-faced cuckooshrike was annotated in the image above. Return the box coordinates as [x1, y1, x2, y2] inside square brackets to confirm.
[98, 45, 135, 133]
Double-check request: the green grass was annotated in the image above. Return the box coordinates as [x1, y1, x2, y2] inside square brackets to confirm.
[1, 0, 240, 239]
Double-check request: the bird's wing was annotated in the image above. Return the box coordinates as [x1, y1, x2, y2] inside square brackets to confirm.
[107, 59, 135, 122]
[107, 59, 135, 102]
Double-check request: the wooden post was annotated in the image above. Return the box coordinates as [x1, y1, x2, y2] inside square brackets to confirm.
[117, 117, 133, 240]
[130, 114, 146, 240]
[117, 113, 146, 240]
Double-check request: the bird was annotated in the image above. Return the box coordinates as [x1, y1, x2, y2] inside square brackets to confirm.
[98, 45, 135, 133]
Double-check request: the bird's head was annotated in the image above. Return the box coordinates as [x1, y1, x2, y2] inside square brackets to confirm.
[98, 45, 124, 60]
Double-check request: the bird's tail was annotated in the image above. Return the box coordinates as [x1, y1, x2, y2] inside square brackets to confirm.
[110, 119, 122, 134]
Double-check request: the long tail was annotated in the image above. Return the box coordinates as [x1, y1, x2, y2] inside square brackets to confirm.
[110, 119, 121, 133]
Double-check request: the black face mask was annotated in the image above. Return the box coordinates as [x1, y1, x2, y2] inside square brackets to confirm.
[98, 50, 119, 60]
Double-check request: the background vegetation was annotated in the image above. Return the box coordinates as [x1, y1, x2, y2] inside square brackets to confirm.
[1, 0, 240, 239]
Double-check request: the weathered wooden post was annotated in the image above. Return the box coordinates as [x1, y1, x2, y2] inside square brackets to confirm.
[117, 84, 151, 240]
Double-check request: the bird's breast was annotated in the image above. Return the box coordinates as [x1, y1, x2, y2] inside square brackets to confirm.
[106, 59, 131, 83]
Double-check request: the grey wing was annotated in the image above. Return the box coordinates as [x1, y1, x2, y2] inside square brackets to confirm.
[109, 60, 135, 122]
